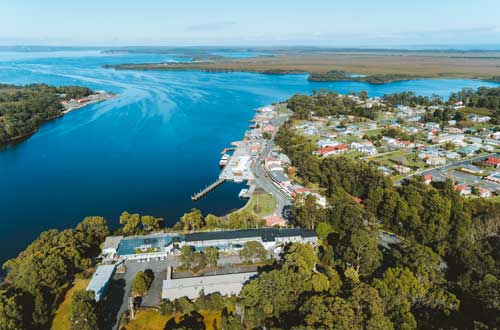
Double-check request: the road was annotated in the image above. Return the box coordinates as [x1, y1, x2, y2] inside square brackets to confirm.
[394, 152, 498, 185]
[250, 113, 293, 217]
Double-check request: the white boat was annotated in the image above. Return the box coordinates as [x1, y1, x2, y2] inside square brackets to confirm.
[219, 153, 230, 167]
[238, 188, 249, 199]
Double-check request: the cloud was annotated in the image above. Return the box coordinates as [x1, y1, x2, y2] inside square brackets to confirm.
[186, 21, 236, 31]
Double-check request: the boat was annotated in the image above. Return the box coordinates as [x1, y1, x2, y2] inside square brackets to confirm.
[219, 153, 230, 167]
[238, 188, 249, 199]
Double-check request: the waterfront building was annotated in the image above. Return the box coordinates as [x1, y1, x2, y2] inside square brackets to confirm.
[184, 228, 318, 252]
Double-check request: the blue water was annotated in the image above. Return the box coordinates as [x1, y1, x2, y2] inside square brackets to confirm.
[0, 50, 498, 266]
[211, 51, 272, 58]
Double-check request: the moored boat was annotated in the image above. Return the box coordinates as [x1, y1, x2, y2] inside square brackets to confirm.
[219, 153, 230, 167]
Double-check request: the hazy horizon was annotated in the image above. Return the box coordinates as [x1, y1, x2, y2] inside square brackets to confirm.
[1, 0, 499, 47]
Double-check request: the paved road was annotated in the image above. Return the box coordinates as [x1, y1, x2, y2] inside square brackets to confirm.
[394, 152, 498, 185]
[250, 113, 293, 217]
[112, 257, 178, 330]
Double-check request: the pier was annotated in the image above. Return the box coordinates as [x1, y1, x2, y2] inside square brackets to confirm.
[191, 179, 226, 201]
[221, 147, 236, 155]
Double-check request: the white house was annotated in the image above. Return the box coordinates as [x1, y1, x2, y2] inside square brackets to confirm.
[426, 156, 446, 166]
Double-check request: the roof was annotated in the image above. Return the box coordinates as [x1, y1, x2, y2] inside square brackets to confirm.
[318, 144, 348, 154]
[485, 157, 500, 165]
[117, 233, 176, 256]
[102, 236, 123, 251]
[269, 170, 289, 183]
[264, 215, 287, 227]
[185, 228, 316, 243]
[163, 271, 257, 300]
[86, 265, 116, 302]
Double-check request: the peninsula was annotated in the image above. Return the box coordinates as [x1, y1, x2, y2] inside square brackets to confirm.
[0, 84, 114, 146]
[104, 49, 500, 83]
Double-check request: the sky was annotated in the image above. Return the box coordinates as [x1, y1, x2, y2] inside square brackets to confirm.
[1, 0, 500, 47]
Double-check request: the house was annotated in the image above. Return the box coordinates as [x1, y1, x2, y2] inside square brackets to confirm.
[388, 139, 415, 149]
[102, 236, 123, 258]
[426, 156, 446, 166]
[484, 172, 500, 184]
[349, 195, 365, 208]
[267, 163, 284, 172]
[317, 139, 340, 148]
[269, 170, 291, 187]
[484, 139, 500, 146]
[445, 152, 461, 160]
[162, 266, 257, 300]
[378, 166, 392, 176]
[458, 146, 478, 156]
[249, 145, 261, 156]
[264, 215, 288, 227]
[351, 141, 377, 155]
[423, 174, 433, 185]
[262, 124, 277, 133]
[468, 137, 483, 144]
[425, 122, 440, 129]
[454, 184, 471, 196]
[315, 144, 349, 157]
[484, 156, 500, 168]
[393, 165, 411, 174]
[432, 134, 464, 144]
[478, 187, 492, 198]
[291, 185, 312, 198]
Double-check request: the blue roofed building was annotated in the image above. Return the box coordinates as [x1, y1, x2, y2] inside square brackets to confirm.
[115, 233, 182, 260]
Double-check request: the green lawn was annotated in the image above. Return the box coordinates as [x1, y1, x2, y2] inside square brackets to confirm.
[51, 278, 90, 330]
[459, 107, 493, 116]
[240, 193, 277, 217]
[125, 309, 221, 330]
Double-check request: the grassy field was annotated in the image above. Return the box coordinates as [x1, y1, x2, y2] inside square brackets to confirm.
[109, 50, 500, 80]
[459, 107, 494, 116]
[51, 278, 90, 330]
[124, 309, 221, 330]
[240, 193, 277, 217]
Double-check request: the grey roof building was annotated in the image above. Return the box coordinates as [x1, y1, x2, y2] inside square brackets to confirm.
[162, 266, 257, 300]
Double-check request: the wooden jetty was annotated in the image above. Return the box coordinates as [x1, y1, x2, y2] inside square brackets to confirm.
[191, 179, 226, 201]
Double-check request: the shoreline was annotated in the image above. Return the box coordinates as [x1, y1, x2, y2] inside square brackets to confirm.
[103, 63, 500, 85]
[3, 92, 116, 146]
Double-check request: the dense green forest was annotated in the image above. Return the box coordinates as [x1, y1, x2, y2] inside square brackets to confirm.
[0, 84, 93, 144]
[0, 217, 109, 330]
[287, 90, 381, 120]
[267, 103, 500, 329]
[308, 70, 418, 84]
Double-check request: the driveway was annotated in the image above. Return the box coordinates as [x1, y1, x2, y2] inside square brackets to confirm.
[111, 257, 178, 330]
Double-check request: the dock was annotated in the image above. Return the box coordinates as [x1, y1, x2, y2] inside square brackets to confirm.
[191, 179, 226, 201]
[220, 147, 236, 155]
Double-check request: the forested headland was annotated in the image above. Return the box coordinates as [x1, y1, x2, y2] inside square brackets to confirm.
[0, 84, 93, 145]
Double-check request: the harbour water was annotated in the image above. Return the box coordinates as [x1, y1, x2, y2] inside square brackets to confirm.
[0, 49, 498, 265]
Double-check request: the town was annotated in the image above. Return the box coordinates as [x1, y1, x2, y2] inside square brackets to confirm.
[80, 89, 500, 329]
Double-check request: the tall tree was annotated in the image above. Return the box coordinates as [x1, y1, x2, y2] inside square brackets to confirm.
[70, 290, 99, 330]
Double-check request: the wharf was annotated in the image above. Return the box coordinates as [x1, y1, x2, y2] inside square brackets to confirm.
[191, 179, 226, 201]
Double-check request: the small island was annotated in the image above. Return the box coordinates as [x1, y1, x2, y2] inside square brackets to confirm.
[0, 83, 114, 146]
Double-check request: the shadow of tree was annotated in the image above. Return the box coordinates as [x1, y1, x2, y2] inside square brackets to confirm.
[164, 311, 206, 330]
[99, 278, 126, 330]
